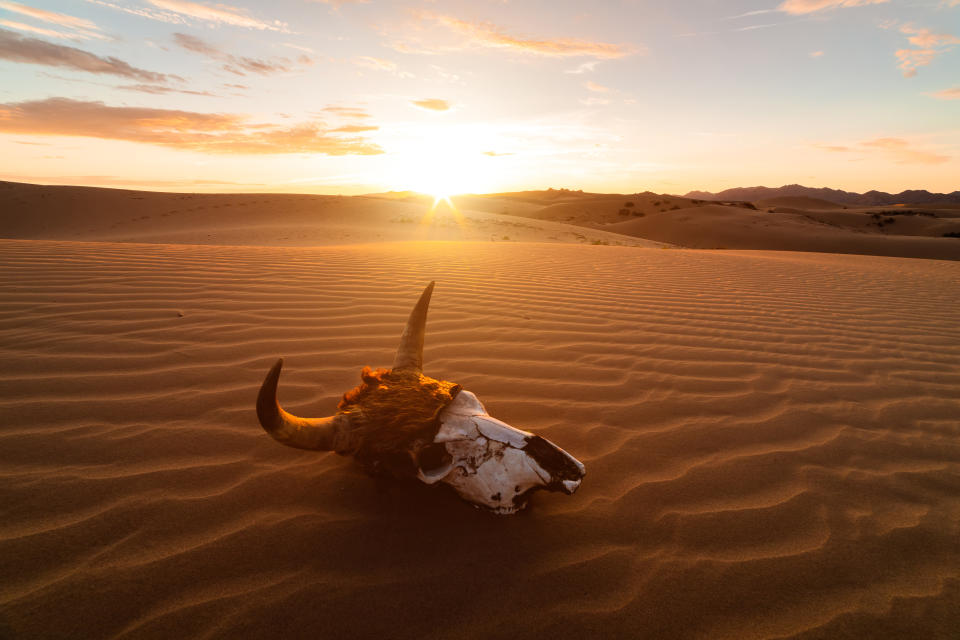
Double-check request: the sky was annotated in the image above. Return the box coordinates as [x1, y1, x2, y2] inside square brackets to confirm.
[0, 0, 958, 196]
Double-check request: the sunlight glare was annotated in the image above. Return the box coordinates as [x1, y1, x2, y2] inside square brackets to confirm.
[390, 124, 505, 197]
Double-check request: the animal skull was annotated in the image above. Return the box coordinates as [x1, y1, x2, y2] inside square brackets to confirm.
[256, 282, 585, 514]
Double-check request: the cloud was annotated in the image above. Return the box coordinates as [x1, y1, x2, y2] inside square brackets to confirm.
[815, 144, 852, 152]
[82, 0, 183, 24]
[0, 27, 177, 82]
[564, 61, 597, 74]
[0, 19, 74, 38]
[482, 151, 514, 157]
[0, 97, 384, 155]
[172, 32, 305, 75]
[929, 86, 960, 99]
[354, 56, 396, 71]
[145, 0, 287, 31]
[411, 98, 451, 111]
[116, 83, 215, 96]
[861, 137, 949, 164]
[308, 0, 369, 7]
[778, 0, 888, 14]
[810, 50, 825, 57]
[403, 12, 633, 59]
[172, 31, 218, 56]
[815, 138, 948, 164]
[321, 106, 372, 118]
[585, 81, 610, 92]
[900, 23, 960, 49]
[895, 24, 959, 77]
[0, 2, 106, 39]
[330, 124, 378, 133]
[725, 9, 778, 19]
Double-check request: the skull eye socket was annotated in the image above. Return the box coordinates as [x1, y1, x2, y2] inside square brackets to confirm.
[418, 442, 452, 474]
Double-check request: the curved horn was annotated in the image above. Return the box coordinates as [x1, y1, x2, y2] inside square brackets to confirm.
[257, 358, 347, 450]
[393, 281, 435, 372]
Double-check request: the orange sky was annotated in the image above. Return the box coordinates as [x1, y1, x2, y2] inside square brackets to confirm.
[1, 0, 958, 196]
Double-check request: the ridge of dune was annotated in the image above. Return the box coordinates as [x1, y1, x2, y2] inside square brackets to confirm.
[1, 239, 959, 639]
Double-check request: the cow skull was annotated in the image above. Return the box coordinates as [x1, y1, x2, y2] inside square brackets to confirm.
[257, 282, 585, 514]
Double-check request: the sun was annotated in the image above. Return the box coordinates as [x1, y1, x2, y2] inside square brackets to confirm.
[388, 124, 508, 197]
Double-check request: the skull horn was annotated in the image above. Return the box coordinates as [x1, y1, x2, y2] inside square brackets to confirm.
[393, 280, 435, 373]
[256, 357, 350, 450]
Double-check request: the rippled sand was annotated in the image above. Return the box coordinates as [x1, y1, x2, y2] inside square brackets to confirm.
[1, 239, 959, 639]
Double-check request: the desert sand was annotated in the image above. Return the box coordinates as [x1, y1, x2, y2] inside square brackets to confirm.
[1, 183, 960, 639]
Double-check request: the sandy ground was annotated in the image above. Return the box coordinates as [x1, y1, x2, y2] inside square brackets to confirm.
[0, 182, 662, 248]
[2, 238, 959, 639]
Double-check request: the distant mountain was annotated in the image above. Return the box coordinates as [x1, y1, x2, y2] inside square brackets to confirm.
[683, 184, 960, 206]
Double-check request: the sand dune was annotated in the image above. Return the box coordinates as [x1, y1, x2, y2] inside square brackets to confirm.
[2, 239, 959, 639]
[601, 204, 960, 260]
[0, 182, 659, 248]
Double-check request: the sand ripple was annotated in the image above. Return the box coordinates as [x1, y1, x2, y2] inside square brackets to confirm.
[1, 240, 959, 639]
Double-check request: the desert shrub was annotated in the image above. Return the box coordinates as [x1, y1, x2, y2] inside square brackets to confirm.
[591, 239, 609, 245]
[884, 217, 895, 224]
[625, 201, 634, 207]
[943, 231, 960, 238]
[619, 208, 631, 216]
[671, 205, 681, 210]
[742, 202, 758, 210]
[632, 211, 646, 217]
[653, 200, 661, 206]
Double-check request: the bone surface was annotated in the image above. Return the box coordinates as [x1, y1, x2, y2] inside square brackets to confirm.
[255, 281, 586, 513]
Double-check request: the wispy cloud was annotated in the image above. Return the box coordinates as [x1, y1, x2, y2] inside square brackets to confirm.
[82, 0, 183, 24]
[0, 97, 384, 155]
[928, 86, 960, 99]
[411, 98, 451, 111]
[146, 0, 287, 31]
[308, 0, 369, 7]
[117, 83, 215, 96]
[725, 9, 778, 19]
[0, 27, 177, 82]
[862, 137, 949, 163]
[354, 56, 396, 71]
[330, 124, 378, 133]
[735, 23, 781, 31]
[816, 137, 949, 164]
[810, 50, 825, 57]
[895, 23, 959, 77]
[779, 0, 889, 15]
[585, 81, 610, 92]
[0, 1, 106, 39]
[321, 106, 372, 118]
[398, 12, 634, 59]
[0, 19, 74, 39]
[564, 61, 598, 74]
[172, 32, 310, 76]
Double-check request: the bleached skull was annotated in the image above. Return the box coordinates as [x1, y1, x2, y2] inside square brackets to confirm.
[256, 282, 585, 514]
[420, 390, 584, 513]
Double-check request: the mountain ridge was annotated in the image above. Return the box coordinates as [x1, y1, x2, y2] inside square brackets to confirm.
[683, 184, 960, 206]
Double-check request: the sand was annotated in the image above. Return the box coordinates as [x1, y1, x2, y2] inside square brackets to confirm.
[2, 235, 960, 639]
[0, 182, 661, 248]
